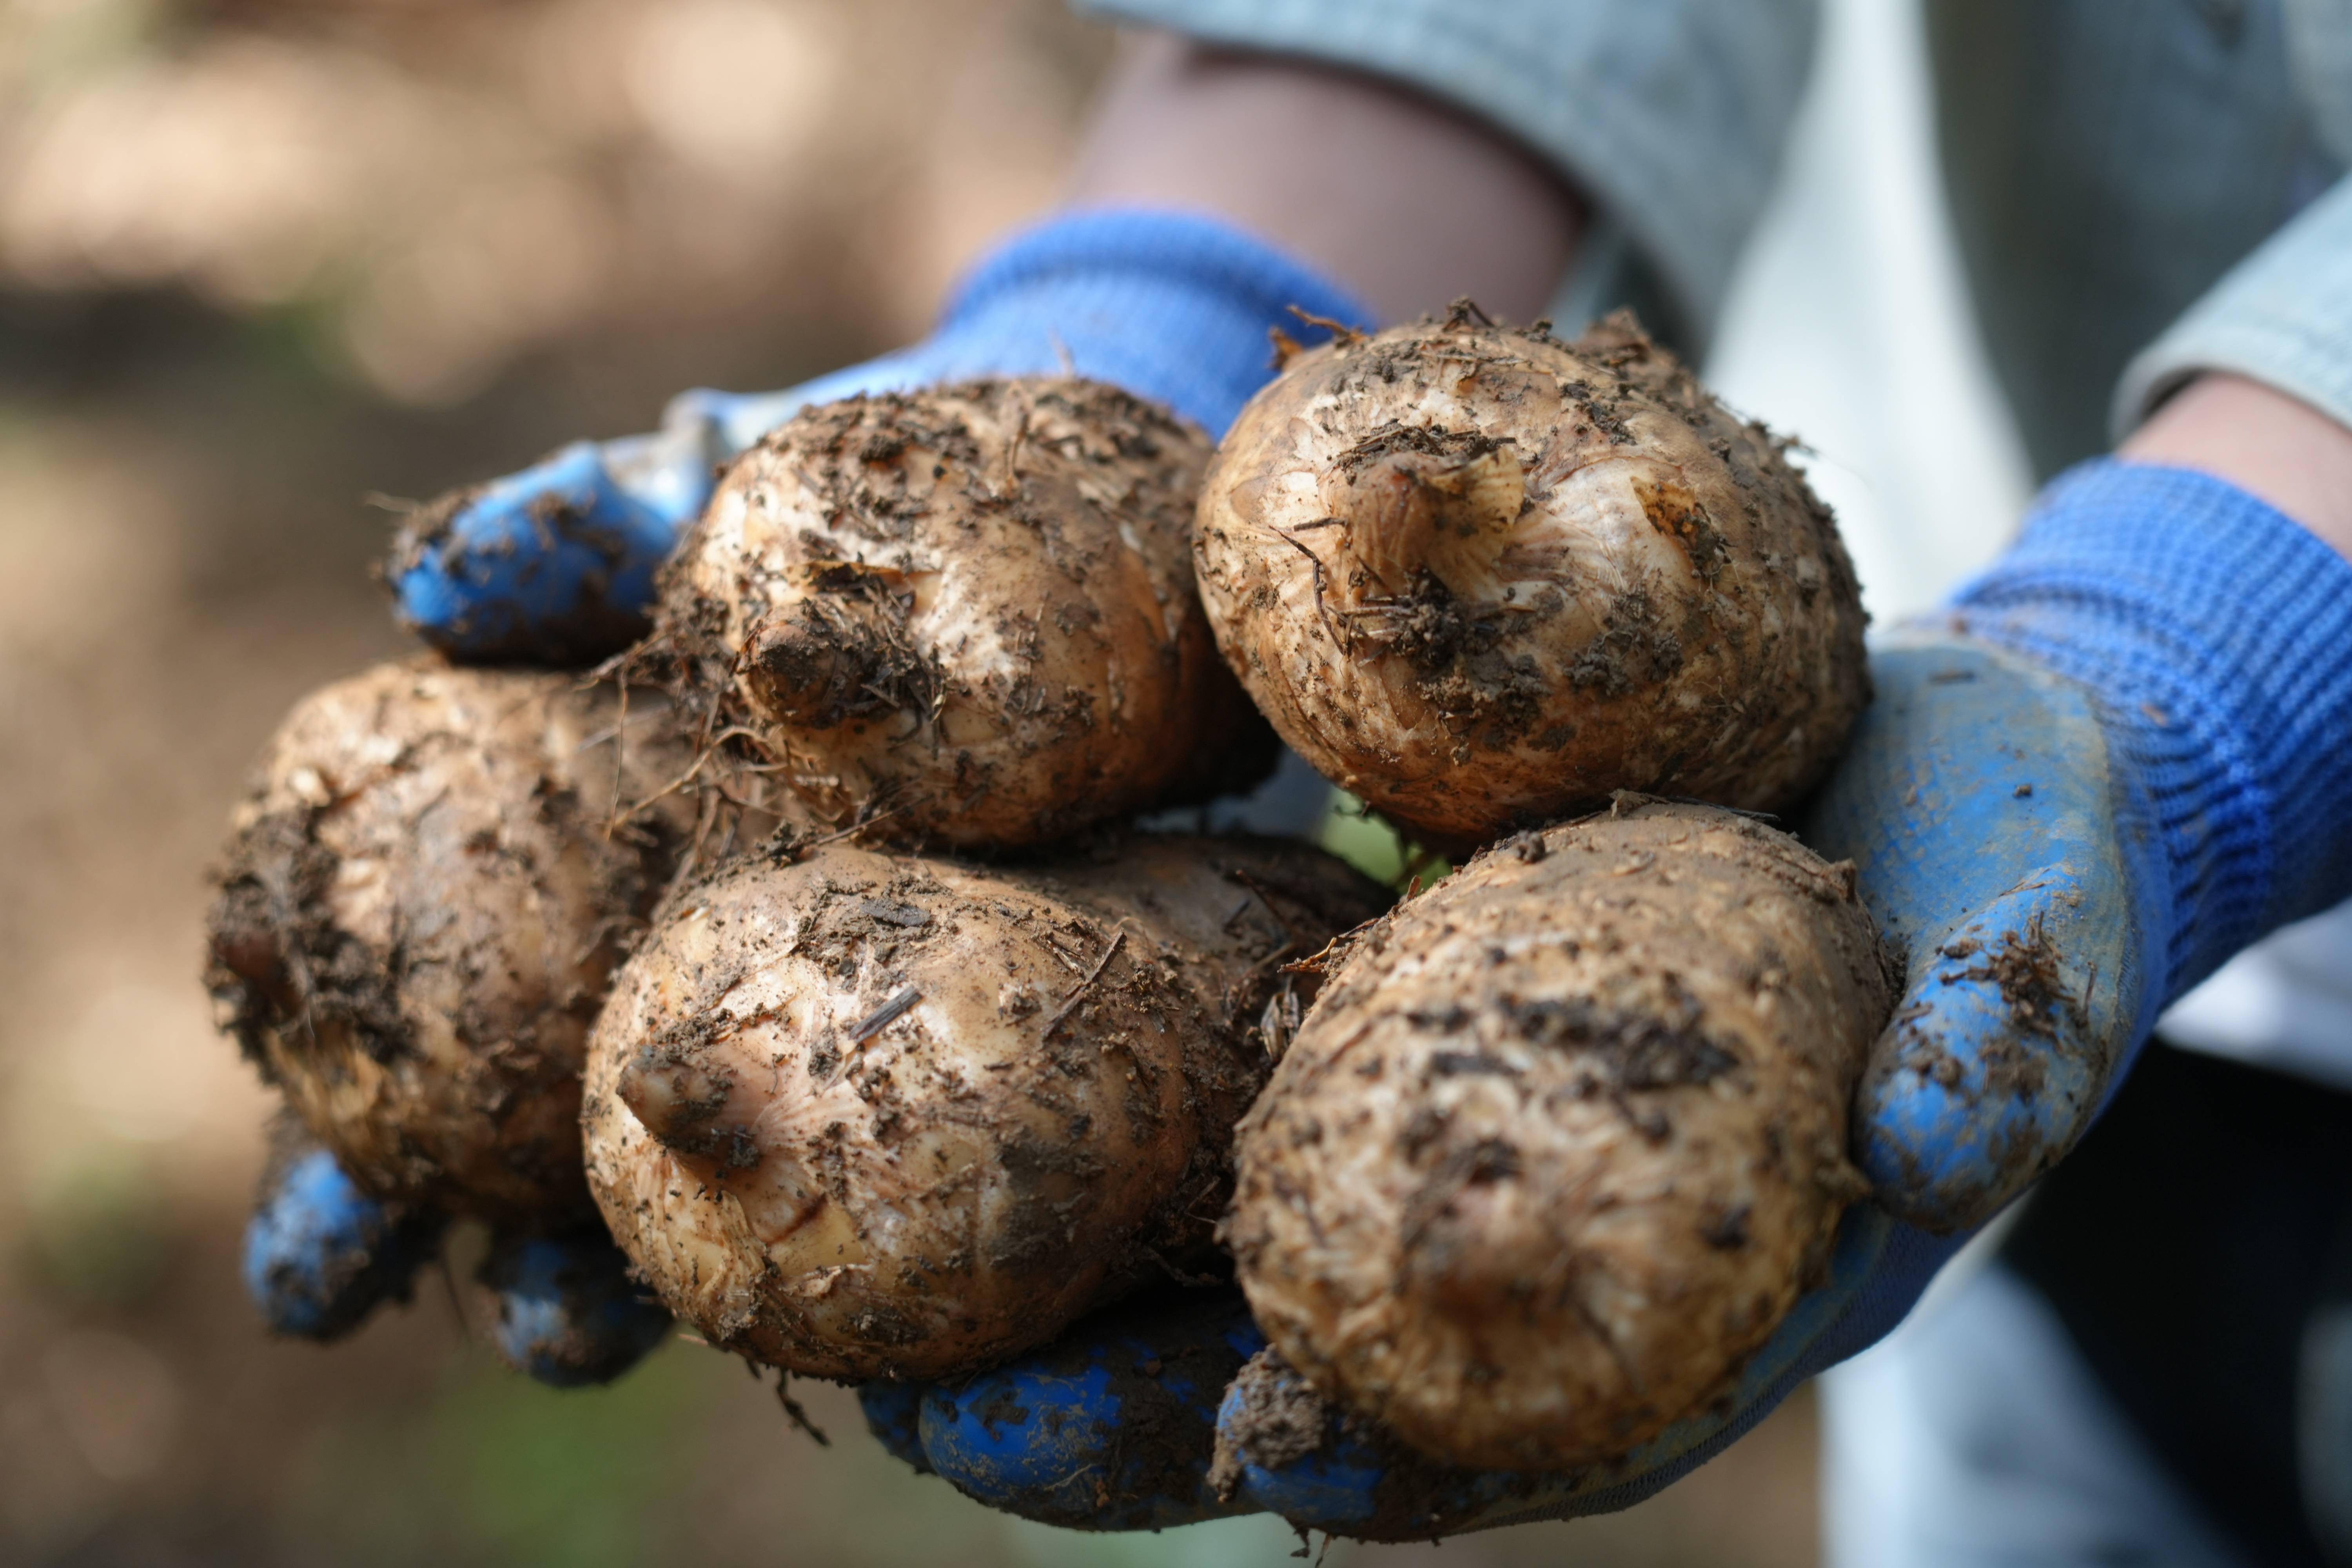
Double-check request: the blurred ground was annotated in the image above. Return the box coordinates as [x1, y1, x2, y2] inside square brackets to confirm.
[0, 0, 2010, 1561]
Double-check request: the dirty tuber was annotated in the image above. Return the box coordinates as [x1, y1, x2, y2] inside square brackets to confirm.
[650, 377, 1276, 848]
[207, 657, 774, 1224]
[1194, 308, 1869, 849]
[1223, 798, 1894, 1470]
[582, 833, 1387, 1381]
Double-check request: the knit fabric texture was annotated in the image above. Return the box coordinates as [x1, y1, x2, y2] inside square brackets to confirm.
[760, 207, 1374, 440]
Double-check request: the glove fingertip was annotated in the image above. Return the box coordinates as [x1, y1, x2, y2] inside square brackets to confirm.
[914, 1295, 1258, 1530]
[857, 1381, 933, 1475]
[479, 1230, 671, 1389]
[387, 445, 684, 666]
[243, 1148, 444, 1342]
[1859, 873, 2127, 1233]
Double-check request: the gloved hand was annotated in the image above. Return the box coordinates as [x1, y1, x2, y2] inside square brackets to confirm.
[862, 459, 2352, 1536]
[385, 209, 1367, 664]
[244, 1124, 671, 1386]
[372, 194, 2352, 1517]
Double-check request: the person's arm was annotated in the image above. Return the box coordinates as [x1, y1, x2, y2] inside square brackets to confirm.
[2122, 372, 2352, 560]
[1068, 33, 1583, 324]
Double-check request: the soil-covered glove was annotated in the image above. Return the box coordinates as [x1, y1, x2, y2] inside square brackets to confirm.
[384, 209, 1368, 664]
[243, 1130, 670, 1386]
[864, 459, 2352, 1536]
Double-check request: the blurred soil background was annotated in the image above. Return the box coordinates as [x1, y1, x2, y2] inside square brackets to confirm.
[0, 0, 1929, 1562]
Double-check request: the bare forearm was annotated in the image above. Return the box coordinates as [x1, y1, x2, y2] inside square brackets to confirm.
[1067, 33, 1584, 325]
[2121, 373, 2352, 561]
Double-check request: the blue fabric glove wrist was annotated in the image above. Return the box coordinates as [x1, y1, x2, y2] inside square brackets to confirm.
[725, 206, 1372, 443]
[1951, 458, 2352, 1000]
[392, 208, 1368, 662]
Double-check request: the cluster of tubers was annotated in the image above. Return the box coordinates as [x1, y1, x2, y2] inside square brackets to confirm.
[208, 310, 1889, 1497]
[1203, 311, 1887, 1472]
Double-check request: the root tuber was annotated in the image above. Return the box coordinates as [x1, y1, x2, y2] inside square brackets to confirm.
[652, 377, 1276, 847]
[207, 658, 777, 1223]
[582, 833, 1387, 1381]
[1223, 798, 1893, 1469]
[1194, 309, 1869, 849]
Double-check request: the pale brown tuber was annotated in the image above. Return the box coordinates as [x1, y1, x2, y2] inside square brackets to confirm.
[652, 377, 1274, 848]
[1223, 798, 1893, 1470]
[1194, 309, 1869, 848]
[206, 658, 776, 1223]
[581, 834, 1387, 1381]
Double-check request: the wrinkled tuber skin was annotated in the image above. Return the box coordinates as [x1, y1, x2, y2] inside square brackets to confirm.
[582, 835, 1388, 1382]
[206, 658, 768, 1223]
[1225, 799, 1895, 1470]
[1194, 309, 1870, 849]
[652, 377, 1274, 848]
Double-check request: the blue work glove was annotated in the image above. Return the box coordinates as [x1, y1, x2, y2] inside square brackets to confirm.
[244, 1136, 445, 1341]
[474, 1225, 674, 1388]
[244, 1128, 671, 1388]
[386, 208, 1368, 664]
[867, 460, 2352, 1536]
[862, 1292, 1264, 1530]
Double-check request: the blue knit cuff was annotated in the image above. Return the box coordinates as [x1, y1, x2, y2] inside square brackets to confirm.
[922, 207, 1372, 435]
[1949, 459, 2352, 998]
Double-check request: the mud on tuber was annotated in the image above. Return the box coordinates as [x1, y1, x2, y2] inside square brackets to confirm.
[1223, 798, 1894, 1471]
[207, 658, 779, 1225]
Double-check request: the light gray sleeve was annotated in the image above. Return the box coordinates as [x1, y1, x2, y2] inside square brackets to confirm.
[1073, 0, 1819, 339]
[2115, 175, 2352, 439]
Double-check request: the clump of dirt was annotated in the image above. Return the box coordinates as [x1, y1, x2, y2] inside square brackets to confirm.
[1958, 914, 2088, 1041]
[1209, 1346, 1328, 1497]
